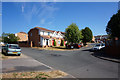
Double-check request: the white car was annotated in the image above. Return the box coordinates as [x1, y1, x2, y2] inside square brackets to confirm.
[2, 44, 21, 56]
[91, 43, 105, 51]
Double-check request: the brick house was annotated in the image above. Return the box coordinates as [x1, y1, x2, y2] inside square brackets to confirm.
[15, 32, 28, 41]
[28, 27, 66, 47]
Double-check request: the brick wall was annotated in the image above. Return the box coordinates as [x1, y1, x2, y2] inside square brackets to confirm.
[28, 28, 40, 47]
[16, 33, 28, 41]
[18, 41, 30, 47]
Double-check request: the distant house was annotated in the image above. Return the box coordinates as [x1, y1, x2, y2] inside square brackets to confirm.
[15, 32, 28, 41]
[94, 35, 108, 43]
[28, 27, 66, 47]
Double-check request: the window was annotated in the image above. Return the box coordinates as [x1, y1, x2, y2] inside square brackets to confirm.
[25, 35, 26, 38]
[58, 40, 60, 45]
[43, 31, 45, 35]
[48, 32, 50, 35]
[31, 33, 32, 36]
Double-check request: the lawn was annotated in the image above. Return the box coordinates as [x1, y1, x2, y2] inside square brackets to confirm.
[2, 70, 67, 79]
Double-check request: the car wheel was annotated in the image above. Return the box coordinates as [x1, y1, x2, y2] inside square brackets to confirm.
[17, 54, 21, 56]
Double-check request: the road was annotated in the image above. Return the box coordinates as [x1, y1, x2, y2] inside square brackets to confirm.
[21, 44, 119, 78]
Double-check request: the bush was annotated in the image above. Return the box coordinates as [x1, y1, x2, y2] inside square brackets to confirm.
[61, 40, 64, 46]
[54, 39, 56, 46]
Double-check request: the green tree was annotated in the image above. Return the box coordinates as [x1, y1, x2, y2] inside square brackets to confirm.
[61, 40, 64, 46]
[65, 23, 83, 44]
[54, 39, 56, 46]
[2, 32, 19, 44]
[81, 27, 93, 45]
[106, 10, 120, 39]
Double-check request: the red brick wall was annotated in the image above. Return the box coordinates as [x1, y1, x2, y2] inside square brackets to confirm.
[18, 42, 30, 47]
[28, 28, 40, 47]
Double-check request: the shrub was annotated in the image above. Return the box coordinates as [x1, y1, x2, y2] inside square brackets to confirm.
[54, 39, 56, 46]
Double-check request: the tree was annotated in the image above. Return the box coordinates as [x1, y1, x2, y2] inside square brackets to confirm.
[54, 39, 56, 46]
[81, 27, 93, 45]
[65, 23, 83, 44]
[2, 32, 19, 44]
[106, 10, 120, 39]
[61, 39, 64, 46]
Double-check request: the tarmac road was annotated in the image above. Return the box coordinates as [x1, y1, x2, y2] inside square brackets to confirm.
[21, 44, 119, 78]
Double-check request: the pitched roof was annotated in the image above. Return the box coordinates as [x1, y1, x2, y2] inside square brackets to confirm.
[19, 32, 27, 34]
[35, 27, 54, 32]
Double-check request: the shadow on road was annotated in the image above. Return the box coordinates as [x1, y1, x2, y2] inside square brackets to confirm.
[82, 49, 120, 63]
[2, 52, 19, 56]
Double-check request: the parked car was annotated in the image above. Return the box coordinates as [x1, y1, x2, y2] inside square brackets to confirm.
[91, 43, 105, 51]
[73, 44, 82, 49]
[2, 44, 21, 56]
[66, 44, 74, 49]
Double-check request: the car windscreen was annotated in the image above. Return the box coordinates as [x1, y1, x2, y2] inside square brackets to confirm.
[9, 45, 20, 49]
[95, 44, 100, 47]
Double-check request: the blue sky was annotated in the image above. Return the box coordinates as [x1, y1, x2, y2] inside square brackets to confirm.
[2, 2, 118, 36]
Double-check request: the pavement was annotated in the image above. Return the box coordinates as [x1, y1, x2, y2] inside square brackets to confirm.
[2, 54, 53, 73]
[20, 44, 119, 78]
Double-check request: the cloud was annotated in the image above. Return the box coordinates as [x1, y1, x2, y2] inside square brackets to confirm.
[22, 5, 24, 13]
[15, 2, 58, 25]
[40, 19, 45, 24]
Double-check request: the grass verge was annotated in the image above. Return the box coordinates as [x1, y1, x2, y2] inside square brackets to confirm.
[2, 70, 67, 79]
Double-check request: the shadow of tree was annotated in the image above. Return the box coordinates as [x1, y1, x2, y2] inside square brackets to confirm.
[82, 49, 120, 63]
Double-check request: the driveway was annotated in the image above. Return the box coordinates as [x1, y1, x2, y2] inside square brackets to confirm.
[21, 44, 119, 78]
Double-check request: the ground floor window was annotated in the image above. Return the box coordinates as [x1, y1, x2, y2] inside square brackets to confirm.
[58, 40, 60, 45]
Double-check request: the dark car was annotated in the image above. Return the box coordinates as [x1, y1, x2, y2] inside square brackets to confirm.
[66, 44, 74, 49]
[73, 44, 82, 49]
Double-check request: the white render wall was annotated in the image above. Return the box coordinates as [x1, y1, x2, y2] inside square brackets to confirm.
[39, 30, 64, 39]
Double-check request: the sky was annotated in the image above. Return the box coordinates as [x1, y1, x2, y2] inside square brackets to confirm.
[2, 2, 118, 36]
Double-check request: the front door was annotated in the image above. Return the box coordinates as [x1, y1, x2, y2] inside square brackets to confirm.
[46, 39, 48, 45]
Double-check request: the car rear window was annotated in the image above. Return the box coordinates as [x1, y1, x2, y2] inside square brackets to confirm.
[9, 45, 20, 49]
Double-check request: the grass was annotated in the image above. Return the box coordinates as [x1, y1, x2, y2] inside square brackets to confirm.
[2, 70, 67, 79]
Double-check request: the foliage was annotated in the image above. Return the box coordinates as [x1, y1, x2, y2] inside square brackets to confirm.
[106, 10, 120, 39]
[65, 23, 83, 44]
[81, 27, 93, 44]
[61, 40, 64, 46]
[54, 39, 56, 46]
[2, 32, 19, 44]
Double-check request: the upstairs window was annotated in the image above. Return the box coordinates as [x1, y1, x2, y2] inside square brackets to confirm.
[48, 32, 50, 35]
[31, 33, 32, 36]
[43, 31, 45, 35]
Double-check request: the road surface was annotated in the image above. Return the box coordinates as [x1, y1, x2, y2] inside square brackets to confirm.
[21, 44, 119, 78]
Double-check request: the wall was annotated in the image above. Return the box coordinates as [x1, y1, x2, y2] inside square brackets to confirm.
[28, 28, 40, 47]
[18, 41, 30, 47]
[15, 33, 28, 41]
[105, 39, 120, 56]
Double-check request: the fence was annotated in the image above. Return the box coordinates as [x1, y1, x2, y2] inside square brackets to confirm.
[105, 39, 120, 56]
